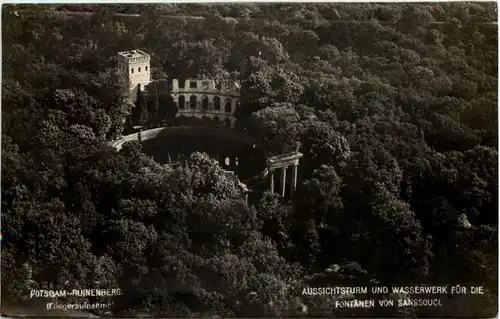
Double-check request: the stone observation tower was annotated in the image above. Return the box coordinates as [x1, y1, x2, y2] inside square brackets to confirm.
[117, 50, 151, 102]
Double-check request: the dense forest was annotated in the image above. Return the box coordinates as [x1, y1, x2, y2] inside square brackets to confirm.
[1, 3, 498, 318]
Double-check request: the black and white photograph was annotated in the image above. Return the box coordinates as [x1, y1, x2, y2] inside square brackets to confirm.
[1, 2, 498, 318]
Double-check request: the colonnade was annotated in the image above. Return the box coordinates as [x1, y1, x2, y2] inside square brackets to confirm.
[266, 151, 303, 199]
[269, 163, 299, 198]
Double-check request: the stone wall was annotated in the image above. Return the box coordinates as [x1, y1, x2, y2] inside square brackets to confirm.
[111, 126, 254, 202]
[117, 50, 151, 102]
[171, 78, 240, 128]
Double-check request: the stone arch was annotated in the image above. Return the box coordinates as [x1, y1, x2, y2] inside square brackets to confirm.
[225, 99, 232, 113]
[178, 95, 185, 109]
[213, 96, 221, 111]
[190, 95, 197, 109]
[202, 96, 209, 110]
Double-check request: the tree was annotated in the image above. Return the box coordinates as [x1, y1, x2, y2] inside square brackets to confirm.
[250, 105, 303, 154]
[366, 186, 433, 281]
[300, 119, 351, 175]
[21, 199, 98, 288]
[295, 165, 343, 227]
[397, 5, 435, 34]
[165, 40, 227, 79]
[2, 3, 498, 317]
[293, 165, 343, 266]
[241, 64, 304, 115]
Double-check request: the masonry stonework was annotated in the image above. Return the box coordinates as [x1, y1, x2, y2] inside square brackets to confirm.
[116, 50, 301, 199]
[118, 50, 240, 128]
[171, 79, 240, 128]
[117, 50, 151, 102]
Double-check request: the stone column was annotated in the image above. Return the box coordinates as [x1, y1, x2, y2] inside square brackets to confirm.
[270, 170, 275, 193]
[280, 167, 287, 197]
[290, 164, 298, 198]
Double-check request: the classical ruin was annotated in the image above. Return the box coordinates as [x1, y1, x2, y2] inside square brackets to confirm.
[171, 78, 240, 129]
[117, 50, 239, 128]
[115, 49, 303, 199]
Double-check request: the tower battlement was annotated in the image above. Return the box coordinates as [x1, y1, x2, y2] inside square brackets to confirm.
[117, 50, 150, 62]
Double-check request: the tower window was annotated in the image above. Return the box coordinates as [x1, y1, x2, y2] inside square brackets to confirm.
[138, 67, 141, 72]
[131, 68, 134, 73]
[145, 66, 148, 71]
[190, 81, 197, 89]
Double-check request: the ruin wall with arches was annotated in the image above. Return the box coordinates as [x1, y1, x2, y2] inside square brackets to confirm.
[170, 78, 240, 129]
[117, 50, 302, 200]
